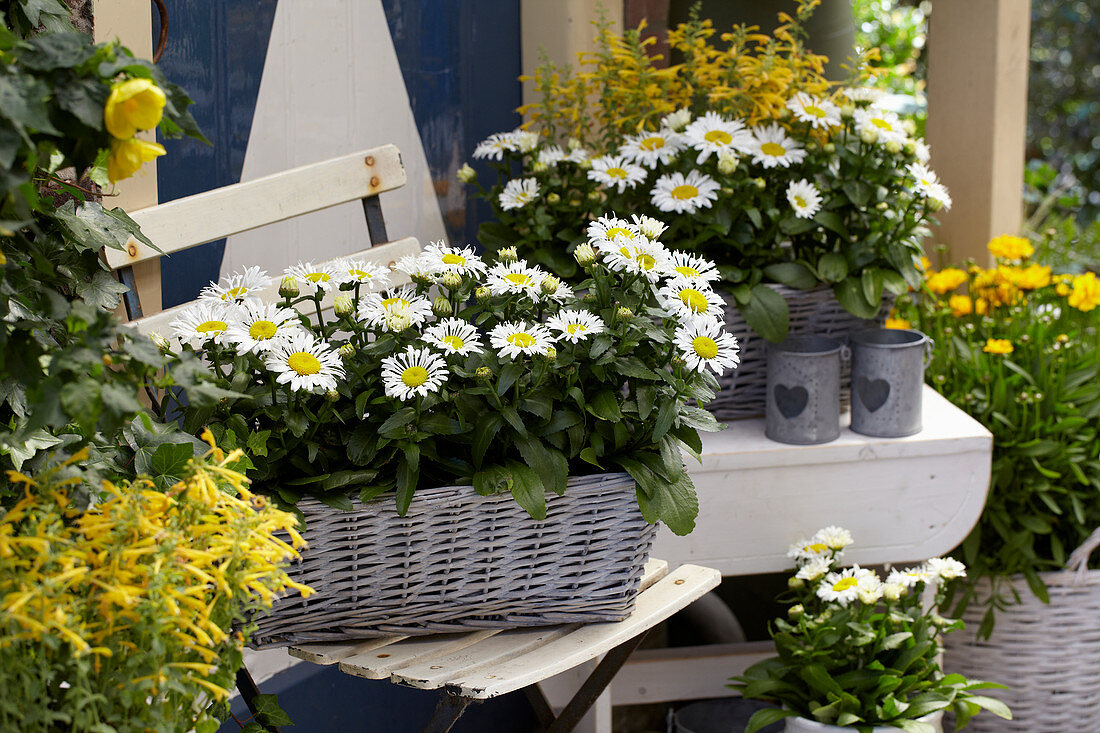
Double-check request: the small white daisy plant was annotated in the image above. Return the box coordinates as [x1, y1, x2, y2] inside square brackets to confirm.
[731, 526, 1011, 732]
[169, 217, 737, 533]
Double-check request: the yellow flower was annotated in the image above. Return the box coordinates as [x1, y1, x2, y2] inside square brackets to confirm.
[986, 234, 1033, 261]
[925, 267, 968, 295]
[1068, 271, 1100, 312]
[918, 256, 931, 272]
[948, 294, 972, 317]
[885, 317, 910, 330]
[1054, 274, 1072, 296]
[107, 137, 166, 183]
[104, 78, 166, 139]
[1003, 263, 1051, 290]
[972, 267, 1019, 308]
[974, 297, 989, 315]
[983, 338, 1013, 355]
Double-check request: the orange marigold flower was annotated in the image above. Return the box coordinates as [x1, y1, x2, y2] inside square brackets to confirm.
[982, 338, 1013, 355]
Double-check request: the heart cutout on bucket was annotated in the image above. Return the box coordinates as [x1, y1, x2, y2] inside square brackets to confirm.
[774, 384, 809, 419]
[856, 377, 891, 412]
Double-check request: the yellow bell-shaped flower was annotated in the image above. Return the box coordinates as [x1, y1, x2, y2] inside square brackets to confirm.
[107, 137, 166, 182]
[104, 78, 166, 139]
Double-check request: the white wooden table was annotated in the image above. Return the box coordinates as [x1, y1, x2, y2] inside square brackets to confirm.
[280, 560, 720, 732]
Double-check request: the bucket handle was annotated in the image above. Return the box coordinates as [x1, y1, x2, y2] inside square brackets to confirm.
[1066, 526, 1100, 584]
[923, 337, 935, 369]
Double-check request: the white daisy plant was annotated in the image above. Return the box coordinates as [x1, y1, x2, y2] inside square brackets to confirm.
[683, 111, 753, 164]
[285, 261, 340, 294]
[749, 123, 807, 168]
[498, 177, 540, 211]
[488, 321, 555, 360]
[619, 129, 684, 168]
[786, 92, 841, 129]
[199, 265, 271, 305]
[422, 318, 483, 356]
[223, 301, 302, 354]
[673, 318, 740, 375]
[650, 170, 720, 214]
[658, 280, 727, 323]
[786, 178, 823, 219]
[381, 346, 449, 401]
[170, 301, 238, 346]
[264, 331, 344, 393]
[587, 154, 647, 193]
[546, 310, 605, 343]
[357, 285, 433, 332]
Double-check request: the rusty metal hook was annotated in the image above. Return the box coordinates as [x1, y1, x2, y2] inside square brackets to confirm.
[152, 0, 168, 62]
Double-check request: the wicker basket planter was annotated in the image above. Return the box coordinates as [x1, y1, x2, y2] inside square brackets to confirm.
[707, 284, 892, 421]
[250, 472, 656, 648]
[942, 528, 1100, 731]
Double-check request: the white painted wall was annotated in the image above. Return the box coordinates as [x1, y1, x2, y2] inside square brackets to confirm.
[221, 0, 446, 279]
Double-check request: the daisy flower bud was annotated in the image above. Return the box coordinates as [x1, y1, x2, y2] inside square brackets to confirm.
[441, 271, 463, 290]
[788, 576, 805, 590]
[279, 275, 300, 298]
[841, 104, 856, 118]
[456, 163, 477, 183]
[541, 346, 557, 362]
[386, 312, 412, 333]
[876, 201, 889, 211]
[859, 128, 879, 145]
[149, 332, 171, 351]
[432, 296, 452, 317]
[578, 157, 593, 170]
[498, 246, 518, 264]
[101, 353, 113, 366]
[586, 189, 601, 201]
[720, 186, 735, 196]
[325, 389, 340, 402]
[927, 197, 944, 212]
[903, 119, 917, 135]
[753, 177, 766, 190]
[332, 294, 354, 316]
[574, 243, 597, 267]
[567, 137, 582, 151]
[616, 306, 633, 320]
[338, 343, 356, 358]
[717, 150, 739, 175]
[531, 161, 548, 174]
[547, 192, 561, 205]
[475, 366, 492, 382]
[788, 603, 804, 619]
[885, 139, 903, 155]
[475, 286, 492, 304]
[540, 275, 560, 295]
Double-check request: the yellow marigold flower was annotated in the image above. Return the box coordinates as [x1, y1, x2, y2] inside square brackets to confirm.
[974, 297, 989, 315]
[925, 267, 968, 295]
[949, 294, 973, 317]
[987, 234, 1033, 261]
[1068, 271, 1100, 312]
[107, 137, 166, 183]
[918, 256, 931, 271]
[104, 78, 166, 139]
[1003, 263, 1051, 290]
[885, 317, 910, 330]
[983, 338, 1013, 355]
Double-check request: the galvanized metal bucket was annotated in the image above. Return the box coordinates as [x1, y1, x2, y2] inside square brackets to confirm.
[765, 335, 848, 445]
[849, 328, 933, 438]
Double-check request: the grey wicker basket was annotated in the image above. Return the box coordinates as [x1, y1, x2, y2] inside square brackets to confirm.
[250, 472, 656, 648]
[708, 284, 893, 421]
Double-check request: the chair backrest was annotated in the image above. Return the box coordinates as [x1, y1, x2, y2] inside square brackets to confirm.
[108, 144, 422, 335]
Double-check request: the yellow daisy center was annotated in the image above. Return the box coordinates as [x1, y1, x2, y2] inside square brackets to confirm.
[794, 195, 807, 208]
[671, 184, 699, 200]
[678, 288, 709, 313]
[640, 136, 665, 150]
[832, 577, 858, 592]
[675, 265, 701, 277]
[507, 332, 536, 349]
[605, 166, 628, 179]
[442, 334, 465, 350]
[804, 104, 827, 118]
[635, 253, 657, 270]
[692, 336, 719, 359]
[505, 273, 533, 287]
[287, 352, 321, 376]
[401, 366, 429, 387]
[606, 227, 634, 240]
[382, 296, 411, 309]
[704, 129, 733, 145]
[348, 268, 368, 279]
[441, 253, 467, 266]
[305, 272, 330, 283]
[221, 286, 248, 300]
[249, 320, 278, 339]
[196, 320, 227, 334]
[804, 543, 828, 554]
[566, 323, 586, 334]
[760, 142, 786, 157]
[871, 118, 893, 131]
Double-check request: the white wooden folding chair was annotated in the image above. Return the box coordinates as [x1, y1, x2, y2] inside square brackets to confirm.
[105, 145, 421, 331]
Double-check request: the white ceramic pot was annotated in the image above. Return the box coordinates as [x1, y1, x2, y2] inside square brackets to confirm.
[784, 710, 944, 732]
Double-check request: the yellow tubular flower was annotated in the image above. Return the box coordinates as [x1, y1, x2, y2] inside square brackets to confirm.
[987, 234, 1033, 261]
[1068, 272, 1100, 312]
[925, 267, 968, 294]
[104, 78, 167, 139]
[983, 338, 1014, 355]
[107, 137, 166, 183]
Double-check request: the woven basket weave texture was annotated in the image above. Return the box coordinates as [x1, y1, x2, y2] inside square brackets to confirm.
[250, 472, 656, 648]
[707, 284, 892, 421]
[942, 528, 1100, 731]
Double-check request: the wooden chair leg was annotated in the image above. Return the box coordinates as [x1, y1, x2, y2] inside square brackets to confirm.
[542, 630, 650, 733]
[420, 692, 475, 733]
[236, 664, 282, 733]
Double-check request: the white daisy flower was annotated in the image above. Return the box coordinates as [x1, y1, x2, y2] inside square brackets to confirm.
[853, 108, 907, 146]
[665, 251, 720, 284]
[381, 346, 449, 401]
[422, 241, 487, 278]
[422, 318, 483, 356]
[651, 170, 721, 214]
[787, 538, 832, 563]
[749, 123, 807, 168]
[566, 147, 591, 164]
[489, 321, 555, 360]
[199, 266, 271, 305]
[658, 281, 727, 322]
[925, 557, 967, 580]
[796, 556, 831, 582]
[856, 572, 885, 604]
[332, 257, 391, 291]
[472, 131, 518, 160]
[922, 181, 952, 211]
[547, 310, 606, 343]
[498, 177, 540, 211]
[631, 214, 668, 240]
[486, 261, 545, 299]
[812, 526, 854, 551]
[537, 145, 566, 166]
[602, 238, 671, 282]
[357, 285, 433, 332]
[845, 86, 885, 104]
[674, 318, 740, 375]
[661, 107, 692, 132]
[786, 179, 823, 219]
[817, 566, 875, 606]
[513, 129, 540, 153]
[619, 129, 685, 168]
[587, 155, 648, 193]
[887, 567, 933, 589]
[285, 261, 341, 293]
[786, 92, 841, 129]
[882, 582, 907, 601]
[907, 163, 942, 196]
[911, 138, 931, 164]
[170, 301, 238, 346]
[683, 111, 753, 164]
[587, 216, 641, 248]
[264, 332, 344, 393]
[393, 253, 443, 283]
[539, 276, 575, 303]
[223, 301, 302, 355]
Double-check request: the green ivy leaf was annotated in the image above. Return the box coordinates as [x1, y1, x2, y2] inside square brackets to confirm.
[253, 693, 294, 726]
[741, 284, 789, 343]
